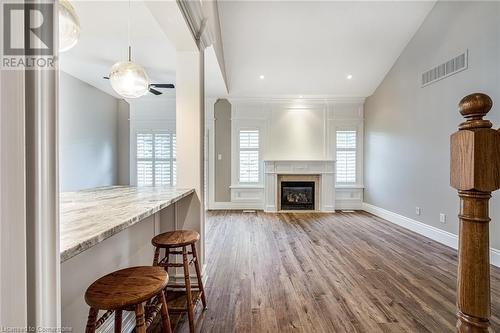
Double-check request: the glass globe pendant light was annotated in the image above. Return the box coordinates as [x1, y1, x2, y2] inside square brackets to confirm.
[109, 47, 150, 99]
[59, 0, 80, 52]
[109, 0, 150, 99]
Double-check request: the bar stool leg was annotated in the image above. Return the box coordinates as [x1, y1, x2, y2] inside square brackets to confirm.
[153, 247, 161, 266]
[159, 291, 173, 333]
[135, 303, 146, 333]
[191, 243, 207, 309]
[164, 248, 170, 272]
[85, 308, 99, 333]
[182, 246, 195, 333]
[114, 310, 122, 333]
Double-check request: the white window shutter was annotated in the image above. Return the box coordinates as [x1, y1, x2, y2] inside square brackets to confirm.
[239, 129, 260, 183]
[137, 133, 153, 159]
[137, 161, 153, 186]
[155, 161, 171, 185]
[239, 150, 259, 183]
[136, 132, 176, 186]
[240, 130, 259, 149]
[336, 130, 357, 183]
[172, 134, 176, 186]
[154, 134, 171, 159]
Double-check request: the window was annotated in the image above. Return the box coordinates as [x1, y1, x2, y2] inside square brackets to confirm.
[239, 129, 260, 183]
[336, 130, 356, 184]
[136, 132, 176, 186]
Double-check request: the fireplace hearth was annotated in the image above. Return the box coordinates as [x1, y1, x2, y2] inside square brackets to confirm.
[280, 181, 315, 210]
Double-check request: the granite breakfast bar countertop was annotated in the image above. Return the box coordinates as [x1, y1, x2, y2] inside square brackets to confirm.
[60, 186, 194, 263]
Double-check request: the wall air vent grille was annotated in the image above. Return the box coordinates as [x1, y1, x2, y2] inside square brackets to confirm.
[421, 50, 468, 87]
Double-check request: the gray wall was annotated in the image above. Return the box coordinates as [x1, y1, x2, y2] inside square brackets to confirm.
[117, 99, 130, 185]
[59, 72, 120, 191]
[214, 99, 232, 202]
[364, 1, 500, 248]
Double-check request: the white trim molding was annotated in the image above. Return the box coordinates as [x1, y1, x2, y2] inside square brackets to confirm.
[227, 96, 366, 104]
[362, 203, 500, 268]
[1, 65, 28, 327]
[264, 160, 336, 212]
[208, 201, 263, 210]
[336, 187, 363, 210]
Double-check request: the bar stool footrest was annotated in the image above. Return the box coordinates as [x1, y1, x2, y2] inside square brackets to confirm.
[159, 258, 196, 268]
[95, 310, 114, 330]
[144, 296, 163, 328]
[167, 251, 193, 255]
[166, 290, 202, 311]
[167, 284, 201, 289]
[161, 263, 183, 268]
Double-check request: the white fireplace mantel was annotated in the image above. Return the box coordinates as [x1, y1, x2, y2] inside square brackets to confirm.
[264, 160, 336, 212]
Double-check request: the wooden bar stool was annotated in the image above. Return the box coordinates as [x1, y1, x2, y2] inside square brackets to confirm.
[84, 266, 172, 333]
[152, 230, 207, 333]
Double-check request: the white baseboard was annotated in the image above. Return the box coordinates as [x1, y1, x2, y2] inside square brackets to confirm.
[264, 205, 277, 212]
[335, 200, 363, 210]
[492, 248, 500, 268]
[362, 203, 458, 248]
[362, 203, 500, 268]
[208, 201, 263, 210]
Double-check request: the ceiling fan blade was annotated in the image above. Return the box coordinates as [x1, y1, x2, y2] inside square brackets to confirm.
[150, 83, 175, 88]
[149, 88, 163, 95]
[103, 76, 110, 80]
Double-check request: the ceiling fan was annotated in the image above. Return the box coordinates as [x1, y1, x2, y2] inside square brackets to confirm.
[103, 76, 174, 95]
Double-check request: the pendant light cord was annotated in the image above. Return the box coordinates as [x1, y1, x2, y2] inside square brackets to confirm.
[127, 0, 131, 61]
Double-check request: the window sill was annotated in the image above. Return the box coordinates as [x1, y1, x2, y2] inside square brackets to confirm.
[335, 184, 365, 189]
[230, 184, 265, 189]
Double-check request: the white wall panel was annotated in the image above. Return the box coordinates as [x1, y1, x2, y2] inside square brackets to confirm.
[208, 98, 365, 210]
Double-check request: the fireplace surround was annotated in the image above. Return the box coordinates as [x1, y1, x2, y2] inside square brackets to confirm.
[278, 174, 320, 211]
[264, 160, 335, 212]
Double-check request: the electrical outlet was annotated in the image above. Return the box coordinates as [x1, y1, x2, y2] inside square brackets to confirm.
[217, 154, 222, 160]
[415, 207, 421, 216]
[440, 213, 446, 224]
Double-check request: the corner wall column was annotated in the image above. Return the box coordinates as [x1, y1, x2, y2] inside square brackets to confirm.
[175, 50, 205, 266]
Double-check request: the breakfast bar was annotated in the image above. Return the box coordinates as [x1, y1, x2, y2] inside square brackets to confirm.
[60, 186, 195, 332]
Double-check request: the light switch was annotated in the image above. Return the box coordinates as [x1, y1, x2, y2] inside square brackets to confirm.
[217, 154, 222, 160]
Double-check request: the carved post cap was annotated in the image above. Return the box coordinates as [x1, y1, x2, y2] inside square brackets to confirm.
[458, 93, 493, 130]
[459, 93, 493, 119]
[452, 93, 500, 192]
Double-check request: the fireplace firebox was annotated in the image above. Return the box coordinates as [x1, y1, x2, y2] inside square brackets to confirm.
[280, 181, 315, 210]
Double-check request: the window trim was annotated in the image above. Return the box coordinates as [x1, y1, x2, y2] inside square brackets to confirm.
[335, 129, 358, 185]
[135, 130, 176, 186]
[238, 128, 260, 184]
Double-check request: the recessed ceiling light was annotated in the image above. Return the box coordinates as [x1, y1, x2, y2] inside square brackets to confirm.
[299, 95, 303, 98]
[259, 75, 265, 80]
[347, 74, 353, 80]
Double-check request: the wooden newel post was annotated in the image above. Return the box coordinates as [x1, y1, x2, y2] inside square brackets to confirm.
[451, 93, 500, 333]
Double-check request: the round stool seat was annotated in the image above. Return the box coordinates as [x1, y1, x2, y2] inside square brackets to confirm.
[85, 266, 168, 310]
[152, 230, 200, 248]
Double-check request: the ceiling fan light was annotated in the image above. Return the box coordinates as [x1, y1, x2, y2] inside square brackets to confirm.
[59, 0, 80, 52]
[109, 61, 150, 99]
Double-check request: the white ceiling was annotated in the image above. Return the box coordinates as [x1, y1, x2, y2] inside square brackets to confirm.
[218, 1, 436, 98]
[60, 1, 227, 100]
[61, 1, 177, 99]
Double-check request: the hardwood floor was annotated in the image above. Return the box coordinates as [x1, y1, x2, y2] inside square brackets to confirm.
[173, 211, 500, 332]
